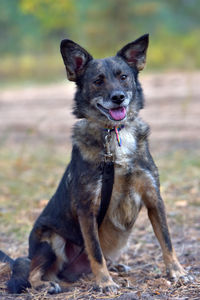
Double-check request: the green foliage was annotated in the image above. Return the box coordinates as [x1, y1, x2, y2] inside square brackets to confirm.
[0, 0, 43, 54]
[20, 0, 76, 31]
[0, 0, 200, 83]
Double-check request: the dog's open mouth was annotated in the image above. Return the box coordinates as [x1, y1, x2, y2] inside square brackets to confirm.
[109, 107, 126, 121]
[97, 104, 127, 121]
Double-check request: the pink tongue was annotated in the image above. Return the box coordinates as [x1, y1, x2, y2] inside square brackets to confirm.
[109, 107, 126, 121]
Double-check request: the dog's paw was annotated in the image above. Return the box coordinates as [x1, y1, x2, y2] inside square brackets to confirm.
[94, 278, 119, 294]
[103, 283, 119, 294]
[48, 282, 62, 294]
[7, 278, 31, 294]
[175, 274, 195, 285]
[167, 266, 194, 285]
[36, 281, 62, 294]
[109, 263, 131, 273]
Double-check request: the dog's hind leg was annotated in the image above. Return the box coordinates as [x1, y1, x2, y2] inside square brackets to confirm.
[29, 241, 62, 294]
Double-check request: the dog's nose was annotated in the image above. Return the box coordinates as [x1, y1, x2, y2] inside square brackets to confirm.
[110, 91, 125, 104]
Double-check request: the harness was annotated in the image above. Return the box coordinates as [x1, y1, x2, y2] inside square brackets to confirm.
[65, 125, 124, 268]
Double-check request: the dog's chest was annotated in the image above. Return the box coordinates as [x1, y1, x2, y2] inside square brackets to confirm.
[99, 168, 142, 261]
[107, 174, 142, 232]
[105, 128, 141, 231]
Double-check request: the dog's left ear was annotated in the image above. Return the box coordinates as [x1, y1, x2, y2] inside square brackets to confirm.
[60, 39, 93, 81]
[117, 34, 149, 71]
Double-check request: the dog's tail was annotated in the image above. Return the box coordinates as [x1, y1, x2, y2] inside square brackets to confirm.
[0, 250, 14, 267]
[0, 250, 31, 294]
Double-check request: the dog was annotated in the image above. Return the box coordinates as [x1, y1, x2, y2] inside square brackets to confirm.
[0, 34, 190, 294]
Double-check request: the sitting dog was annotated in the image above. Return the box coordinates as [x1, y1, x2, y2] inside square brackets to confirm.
[0, 34, 190, 294]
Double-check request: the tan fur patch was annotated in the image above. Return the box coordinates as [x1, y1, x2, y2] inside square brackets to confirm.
[99, 173, 142, 261]
[39, 233, 67, 280]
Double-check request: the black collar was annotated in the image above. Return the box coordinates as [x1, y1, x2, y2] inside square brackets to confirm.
[104, 124, 125, 133]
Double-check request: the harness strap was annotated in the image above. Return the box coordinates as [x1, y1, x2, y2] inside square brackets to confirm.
[97, 161, 114, 227]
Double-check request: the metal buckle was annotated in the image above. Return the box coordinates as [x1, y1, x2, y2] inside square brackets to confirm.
[104, 130, 113, 162]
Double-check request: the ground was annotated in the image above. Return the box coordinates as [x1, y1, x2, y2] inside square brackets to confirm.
[0, 72, 200, 299]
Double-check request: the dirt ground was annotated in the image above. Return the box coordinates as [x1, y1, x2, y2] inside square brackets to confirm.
[0, 72, 200, 299]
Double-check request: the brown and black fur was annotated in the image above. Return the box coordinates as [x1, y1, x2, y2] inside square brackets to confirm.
[0, 34, 191, 294]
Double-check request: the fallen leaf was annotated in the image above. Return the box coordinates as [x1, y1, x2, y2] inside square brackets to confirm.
[175, 200, 187, 207]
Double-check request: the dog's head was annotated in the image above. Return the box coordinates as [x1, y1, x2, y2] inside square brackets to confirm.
[60, 34, 149, 126]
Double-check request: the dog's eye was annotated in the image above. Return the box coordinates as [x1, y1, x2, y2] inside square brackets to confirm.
[93, 78, 104, 86]
[120, 74, 127, 80]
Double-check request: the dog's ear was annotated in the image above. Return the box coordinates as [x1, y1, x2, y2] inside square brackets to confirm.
[60, 40, 93, 81]
[117, 34, 149, 71]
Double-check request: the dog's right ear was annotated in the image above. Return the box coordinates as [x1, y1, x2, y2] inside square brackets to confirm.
[60, 40, 93, 81]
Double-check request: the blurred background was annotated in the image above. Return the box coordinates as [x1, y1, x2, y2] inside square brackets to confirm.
[0, 0, 200, 84]
[0, 2, 200, 297]
[0, 0, 200, 147]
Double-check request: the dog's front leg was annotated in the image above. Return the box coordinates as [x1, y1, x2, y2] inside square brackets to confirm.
[70, 146, 118, 292]
[78, 210, 118, 293]
[141, 177, 191, 283]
